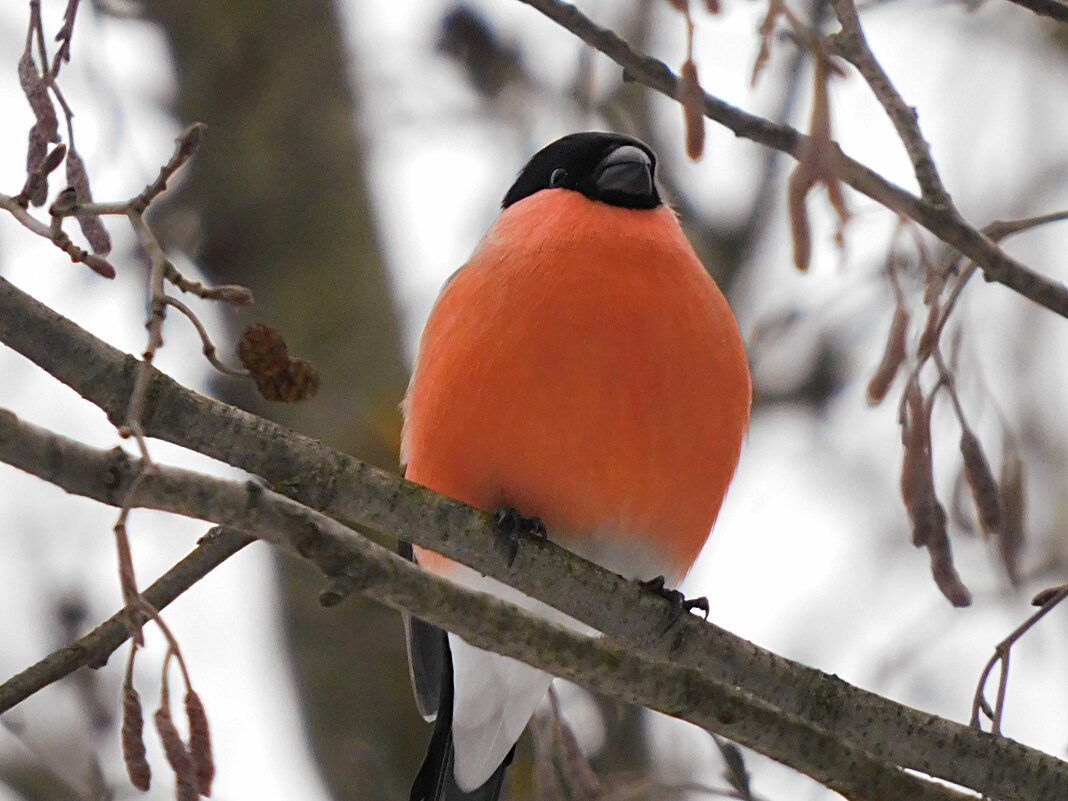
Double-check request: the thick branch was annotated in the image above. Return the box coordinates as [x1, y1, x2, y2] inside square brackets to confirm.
[1, 276, 1066, 800]
[0, 408, 980, 801]
[512, 0, 1068, 320]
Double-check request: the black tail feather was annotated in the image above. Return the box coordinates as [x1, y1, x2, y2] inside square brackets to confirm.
[409, 635, 515, 801]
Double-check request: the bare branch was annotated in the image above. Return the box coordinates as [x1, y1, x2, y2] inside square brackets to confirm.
[1, 274, 1066, 801]
[129, 123, 206, 214]
[0, 526, 252, 714]
[162, 296, 249, 378]
[12, 121, 253, 397]
[911, 210, 1068, 386]
[0, 190, 115, 277]
[512, 0, 1068, 320]
[0, 408, 986, 801]
[971, 583, 1068, 734]
[1, 124, 213, 286]
[161, 263, 255, 305]
[827, 0, 951, 207]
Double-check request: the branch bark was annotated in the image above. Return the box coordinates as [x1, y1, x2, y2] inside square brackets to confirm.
[2, 274, 1067, 800]
[512, 0, 1068, 320]
[0, 407, 984, 801]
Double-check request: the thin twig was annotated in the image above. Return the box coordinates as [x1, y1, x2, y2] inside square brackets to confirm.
[0, 191, 113, 276]
[113, 472, 151, 645]
[129, 122, 206, 213]
[931, 349, 966, 425]
[2, 122, 249, 385]
[971, 583, 1068, 733]
[162, 296, 249, 378]
[897, 207, 1068, 424]
[984, 209, 1068, 241]
[49, 72, 77, 137]
[109, 201, 172, 638]
[161, 261, 255, 304]
[923, 210, 1068, 372]
[144, 606, 192, 689]
[112, 127, 214, 446]
[119, 211, 168, 447]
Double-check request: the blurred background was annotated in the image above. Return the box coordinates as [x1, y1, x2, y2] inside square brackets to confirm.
[1, 1, 1067, 800]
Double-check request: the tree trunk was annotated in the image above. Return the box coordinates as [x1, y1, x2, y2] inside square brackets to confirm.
[138, 3, 420, 799]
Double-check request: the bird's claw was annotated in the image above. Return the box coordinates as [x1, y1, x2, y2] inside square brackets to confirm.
[493, 506, 547, 566]
[640, 575, 710, 629]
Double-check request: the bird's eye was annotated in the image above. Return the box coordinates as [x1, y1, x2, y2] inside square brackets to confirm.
[549, 168, 568, 187]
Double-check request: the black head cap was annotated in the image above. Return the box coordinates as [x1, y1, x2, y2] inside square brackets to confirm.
[501, 132, 661, 210]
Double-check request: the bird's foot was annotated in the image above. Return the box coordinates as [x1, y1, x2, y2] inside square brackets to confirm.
[640, 575, 710, 628]
[493, 506, 547, 566]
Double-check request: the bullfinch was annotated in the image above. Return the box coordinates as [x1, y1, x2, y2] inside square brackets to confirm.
[400, 132, 751, 801]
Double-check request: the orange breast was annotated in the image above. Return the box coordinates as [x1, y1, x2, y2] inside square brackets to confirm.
[403, 190, 750, 582]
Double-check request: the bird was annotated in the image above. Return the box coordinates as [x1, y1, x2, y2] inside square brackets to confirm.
[400, 131, 751, 801]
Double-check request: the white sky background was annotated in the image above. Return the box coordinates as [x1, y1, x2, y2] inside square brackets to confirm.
[0, 2, 1066, 801]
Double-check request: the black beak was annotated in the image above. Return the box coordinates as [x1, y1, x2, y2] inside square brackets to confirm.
[594, 145, 654, 201]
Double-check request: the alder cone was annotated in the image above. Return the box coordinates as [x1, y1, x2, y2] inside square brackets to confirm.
[121, 683, 152, 791]
[238, 323, 321, 403]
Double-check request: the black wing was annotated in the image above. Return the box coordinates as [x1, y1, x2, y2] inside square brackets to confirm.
[400, 539, 447, 720]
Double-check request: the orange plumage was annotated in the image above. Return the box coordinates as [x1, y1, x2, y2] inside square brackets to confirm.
[405, 189, 748, 581]
[402, 132, 750, 801]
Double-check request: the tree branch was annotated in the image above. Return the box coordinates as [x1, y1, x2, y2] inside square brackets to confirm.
[0, 525, 253, 714]
[827, 0, 950, 207]
[1, 275, 1067, 800]
[0, 408, 984, 801]
[512, 0, 1068, 320]
[1000, 0, 1068, 22]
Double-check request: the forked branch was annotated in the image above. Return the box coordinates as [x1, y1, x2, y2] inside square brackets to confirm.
[513, 0, 1068, 320]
